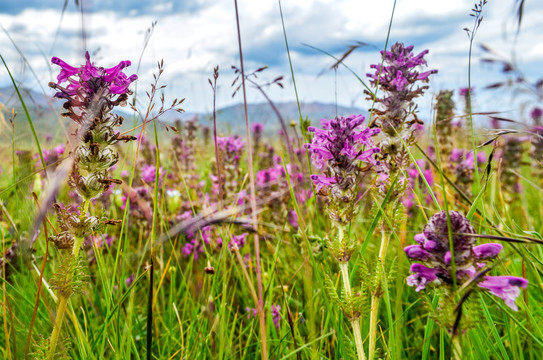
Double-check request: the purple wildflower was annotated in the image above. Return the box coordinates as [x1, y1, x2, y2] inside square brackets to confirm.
[125, 273, 135, 287]
[50, 52, 137, 124]
[406, 263, 440, 292]
[251, 122, 264, 134]
[140, 164, 163, 184]
[215, 136, 246, 197]
[304, 114, 380, 224]
[531, 107, 542, 125]
[366, 43, 436, 199]
[228, 233, 247, 251]
[217, 136, 245, 157]
[473, 243, 503, 259]
[246, 307, 258, 319]
[271, 304, 281, 329]
[405, 211, 528, 311]
[367, 43, 437, 136]
[458, 87, 472, 97]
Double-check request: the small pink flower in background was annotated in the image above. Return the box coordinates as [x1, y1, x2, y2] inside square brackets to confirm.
[125, 273, 135, 287]
[530, 107, 542, 124]
[271, 304, 282, 329]
[251, 122, 264, 134]
[228, 233, 247, 251]
[458, 87, 473, 97]
[246, 307, 258, 319]
[140, 164, 163, 184]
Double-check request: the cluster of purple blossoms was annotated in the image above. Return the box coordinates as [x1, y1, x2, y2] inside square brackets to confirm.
[255, 161, 309, 229]
[450, 149, 487, 198]
[405, 211, 528, 311]
[217, 136, 245, 158]
[366, 43, 437, 200]
[212, 135, 246, 197]
[246, 304, 281, 329]
[40, 144, 66, 168]
[50, 52, 137, 201]
[531, 107, 542, 125]
[305, 114, 380, 224]
[402, 159, 434, 212]
[367, 42, 437, 137]
[140, 164, 164, 184]
[50, 52, 137, 125]
[271, 304, 282, 329]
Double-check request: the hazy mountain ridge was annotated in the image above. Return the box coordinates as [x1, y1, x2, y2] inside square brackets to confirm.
[0, 86, 367, 135]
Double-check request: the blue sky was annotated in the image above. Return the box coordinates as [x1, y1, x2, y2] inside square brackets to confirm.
[0, 0, 542, 123]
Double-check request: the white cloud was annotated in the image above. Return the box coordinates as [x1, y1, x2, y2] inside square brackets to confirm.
[0, 0, 541, 120]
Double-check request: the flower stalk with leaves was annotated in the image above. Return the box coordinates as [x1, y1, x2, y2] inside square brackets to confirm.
[405, 210, 528, 359]
[305, 114, 380, 360]
[44, 52, 137, 359]
[365, 42, 437, 359]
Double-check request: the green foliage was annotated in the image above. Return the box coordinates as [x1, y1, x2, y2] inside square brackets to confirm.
[30, 335, 71, 360]
[50, 253, 89, 298]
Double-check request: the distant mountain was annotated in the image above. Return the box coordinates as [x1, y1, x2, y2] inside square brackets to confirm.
[0, 86, 367, 136]
[197, 101, 368, 132]
[0, 85, 55, 119]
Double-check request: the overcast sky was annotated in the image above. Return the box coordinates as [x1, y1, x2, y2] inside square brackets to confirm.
[1, 0, 542, 122]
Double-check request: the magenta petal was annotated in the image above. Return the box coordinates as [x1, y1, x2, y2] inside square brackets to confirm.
[473, 243, 503, 259]
[478, 275, 528, 311]
[404, 245, 432, 261]
[414, 233, 426, 244]
[406, 263, 439, 292]
[51, 57, 79, 83]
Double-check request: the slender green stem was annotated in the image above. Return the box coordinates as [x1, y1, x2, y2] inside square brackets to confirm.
[368, 295, 379, 360]
[47, 199, 89, 359]
[339, 262, 366, 360]
[47, 296, 68, 360]
[233, 0, 267, 358]
[452, 334, 462, 360]
[369, 226, 390, 360]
